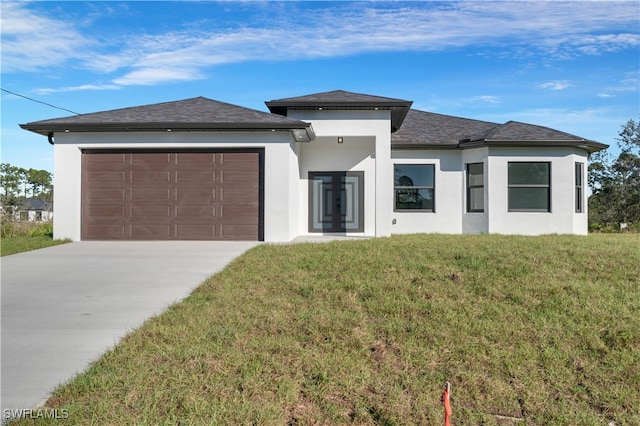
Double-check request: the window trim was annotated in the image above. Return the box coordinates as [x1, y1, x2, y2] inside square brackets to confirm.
[466, 162, 484, 213]
[507, 162, 551, 212]
[393, 163, 436, 212]
[575, 162, 584, 213]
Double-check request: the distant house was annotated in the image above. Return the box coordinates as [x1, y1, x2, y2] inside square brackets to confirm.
[20, 90, 607, 241]
[17, 198, 53, 222]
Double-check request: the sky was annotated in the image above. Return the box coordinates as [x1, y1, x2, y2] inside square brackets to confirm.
[1, 1, 639, 173]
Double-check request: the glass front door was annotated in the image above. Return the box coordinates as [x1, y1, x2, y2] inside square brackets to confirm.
[309, 171, 364, 233]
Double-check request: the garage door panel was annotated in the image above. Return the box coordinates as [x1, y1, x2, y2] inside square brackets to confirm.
[176, 153, 217, 165]
[176, 170, 216, 183]
[220, 188, 259, 201]
[84, 205, 127, 217]
[222, 205, 258, 217]
[131, 171, 171, 183]
[84, 153, 128, 165]
[220, 224, 258, 239]
[130, 224, 172, 239]
[131, 205, 172, 218]
[176, 189, 216, 205]
[221, 171, 258, 183]
[82, 150, 261, 240]
[175, 224, 216, 239]
[84, 224, 127, 239]
[131, 188, 172, 201]
[85, 171, 127, 183]
[85, 188, 126, 201]
[131, 153, 172, 167]
[220, 152, 257, 164]
[176, 206, 217, 218]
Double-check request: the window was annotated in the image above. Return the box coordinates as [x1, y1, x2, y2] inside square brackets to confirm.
[575, 162, 584, 213]
[508, 162, 551, 212]
[394, 164, 435, 211]
[466, 162, 484, 212]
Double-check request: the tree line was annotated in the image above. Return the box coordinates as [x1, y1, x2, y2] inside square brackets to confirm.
[588, 118, 640, 231]
[0, 163, 53, 207]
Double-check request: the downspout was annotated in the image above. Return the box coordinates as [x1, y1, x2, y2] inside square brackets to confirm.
[47, 132, 55, 145]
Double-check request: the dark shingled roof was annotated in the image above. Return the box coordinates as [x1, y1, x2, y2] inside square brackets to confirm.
[20, 97, 315, 141]
[20, 91, 607, 152]
[391, 110, 606, 153]
[266, 90, 412, 132]
[467, 120, 592, 141]
[391, 109, 498, 148]
[459, 120, 608, 152]
[266, 90, 411, 105]
[19, 198, 52, 211]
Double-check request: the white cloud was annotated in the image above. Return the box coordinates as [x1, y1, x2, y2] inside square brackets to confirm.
[5, 1, 638, 89]
[539, 81, 573, 91]
[0, 2, 94, 72]
[33, 84, 122, 95]
[113, 68, 205, 86]
[611, 72, 639, 92]
[471, 96, 500, 104]
[593, 71, 638, 99]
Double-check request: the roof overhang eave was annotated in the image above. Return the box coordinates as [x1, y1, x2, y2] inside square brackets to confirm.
[265, 100, 412, 111]
[20, 122, 316, 141]
[459, 139, 609, 153]
[391, 142, 459, 150]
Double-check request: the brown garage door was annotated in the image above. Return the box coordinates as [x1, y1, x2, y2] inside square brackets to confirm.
[82, 150, 263, 240]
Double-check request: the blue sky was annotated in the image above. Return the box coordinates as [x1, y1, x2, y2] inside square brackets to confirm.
[2, 1, 638, 173]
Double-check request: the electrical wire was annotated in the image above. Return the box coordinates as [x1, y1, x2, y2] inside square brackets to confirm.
[1, 87, 81, 115]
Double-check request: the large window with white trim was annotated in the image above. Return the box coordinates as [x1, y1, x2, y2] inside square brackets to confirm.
[508, 162, 551, 212]
[394, 164, 435, 211]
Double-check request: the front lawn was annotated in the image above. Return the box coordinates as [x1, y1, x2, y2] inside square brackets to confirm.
[1, 221, 70, 256]
[13, 234, 640, 425]
[1, 235, 70, 256]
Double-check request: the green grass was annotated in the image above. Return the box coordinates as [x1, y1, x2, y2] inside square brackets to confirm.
[1, 235, 70, 256]
[11, 234, 640, 425]
[1, 221, 70, 256]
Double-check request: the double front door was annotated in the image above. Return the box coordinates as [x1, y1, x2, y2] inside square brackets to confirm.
[308, 171, 364, 233]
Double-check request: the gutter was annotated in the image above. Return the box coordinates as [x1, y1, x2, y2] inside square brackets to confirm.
[458, 138, 608, 153]
[23, 122, 316, 143]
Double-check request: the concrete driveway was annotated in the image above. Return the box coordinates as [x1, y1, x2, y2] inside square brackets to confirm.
[1, 241, 258, 412]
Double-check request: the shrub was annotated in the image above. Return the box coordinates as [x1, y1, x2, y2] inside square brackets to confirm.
[0, 219, 53, 239]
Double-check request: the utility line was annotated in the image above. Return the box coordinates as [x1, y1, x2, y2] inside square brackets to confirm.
[1, 87, 81, 115]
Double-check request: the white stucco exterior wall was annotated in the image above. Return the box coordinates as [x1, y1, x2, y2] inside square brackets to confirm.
[390, 150, 464, 234]
[51, 131, 297, 242]
[486, 147, 589, 235]
[390, 146, 590, 236]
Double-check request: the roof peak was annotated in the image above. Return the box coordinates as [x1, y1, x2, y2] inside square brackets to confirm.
[266, 89, 412, 105]
[266, 89, 413, 132]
